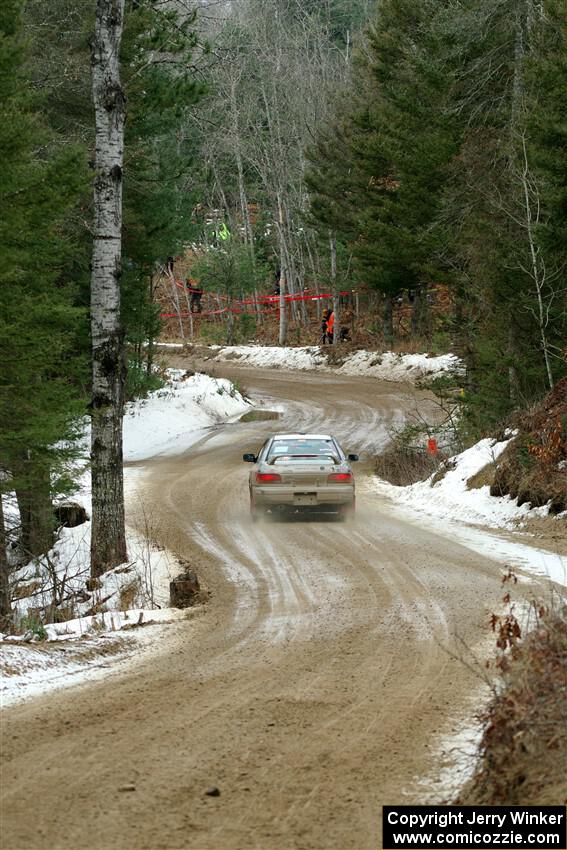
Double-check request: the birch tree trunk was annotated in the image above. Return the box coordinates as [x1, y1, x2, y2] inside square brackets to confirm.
[306, 236, 322, 321]
[510, 5, 553, 391]
[90, 0, 128, 577]
[0, 494, 12, 631]
[519, 135, 554, 390]
[231, 80, 255, 251]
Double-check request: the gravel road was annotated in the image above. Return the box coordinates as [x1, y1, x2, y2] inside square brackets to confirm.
[1, 365, 510, 850]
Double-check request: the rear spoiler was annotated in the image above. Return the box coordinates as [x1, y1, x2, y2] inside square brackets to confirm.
[269, 454, 339, 465]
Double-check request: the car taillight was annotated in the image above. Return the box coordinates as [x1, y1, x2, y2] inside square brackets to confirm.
[327, 472, 353, 483]
[255, 472, 282, 483]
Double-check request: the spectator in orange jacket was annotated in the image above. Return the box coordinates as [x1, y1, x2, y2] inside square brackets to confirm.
[326, 310, 335, 343]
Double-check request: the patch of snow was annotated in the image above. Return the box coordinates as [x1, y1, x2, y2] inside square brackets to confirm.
[210, 345, 461, 385]
[212, 345, 326, 372]
[414, 710, 486, 803]
[0, 612, 196, 708]
[6, 606, 187, 643]
[8, 497, 183, 624]
[1, 369, 248, 704]
[370, 436, 567, 587]
[374, 437, 544, 529]
[337, 349, 461, 383]
[124, 370, 250, 461]
[1, 522, 190, 705]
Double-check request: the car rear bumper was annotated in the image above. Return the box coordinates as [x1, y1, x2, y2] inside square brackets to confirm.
[252, 485, 354, 508]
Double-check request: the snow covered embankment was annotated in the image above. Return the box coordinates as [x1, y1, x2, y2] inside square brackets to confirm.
[203, 344, 461, 385]
[1, 371, 251, 704]
[373, 437, 567, 587]
[124, 369, 251, 460]
[374, 437, 543, 528]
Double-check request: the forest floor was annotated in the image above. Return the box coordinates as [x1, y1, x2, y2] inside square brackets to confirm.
[2, 358, 565, 850]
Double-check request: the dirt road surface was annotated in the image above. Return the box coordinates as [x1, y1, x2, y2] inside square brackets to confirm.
[2, 366, 520, 850]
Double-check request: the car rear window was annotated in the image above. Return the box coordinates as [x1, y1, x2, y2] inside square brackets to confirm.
[268, 439, 338, 460]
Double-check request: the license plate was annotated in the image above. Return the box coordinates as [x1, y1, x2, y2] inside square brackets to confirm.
[294, 493, 317, 506]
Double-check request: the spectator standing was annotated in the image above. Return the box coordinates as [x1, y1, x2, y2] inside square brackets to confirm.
[326, 309, 335, 343]
[186, 279, 203, 313]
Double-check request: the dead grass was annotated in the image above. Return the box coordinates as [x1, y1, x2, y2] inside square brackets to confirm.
[320, 345, 352, 367]
[515, 515, 567, 556]
[65, 637, 129, 663]
[375, 444, 442, 486]
[1, 635, 127, 672]
[493, 441, 567, 513]
[430, 459, 456, 486]
[12, 581, 42, 600]
[467, 461, 497, 490]
[118, 578, 141, 612]
[458, 604, 567, 805]
[49, 605, 76, 624]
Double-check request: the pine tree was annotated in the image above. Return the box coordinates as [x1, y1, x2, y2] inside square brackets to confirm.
[438, 0, 567, 434]
[526, 0, 567, 376]
[0, 0, 87, 586]
[120, 0, 204, 382]
[191, 243, 269, 344]
[307, 0, 457, 344]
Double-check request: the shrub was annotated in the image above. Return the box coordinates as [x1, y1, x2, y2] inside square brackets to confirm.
[125, 360, 165, 402]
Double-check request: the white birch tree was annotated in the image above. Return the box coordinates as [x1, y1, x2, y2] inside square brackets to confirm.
[90, 0, 128, 577]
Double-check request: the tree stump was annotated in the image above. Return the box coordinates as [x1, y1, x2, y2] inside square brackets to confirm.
[169, 571, 200, 608]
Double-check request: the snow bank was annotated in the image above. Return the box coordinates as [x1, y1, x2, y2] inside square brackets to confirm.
[374, 436, 549, 529]
[9, 521, 181, 621]
[337, 349, 460, 382]
[211, 345, 326, 371]
[1, 370, 249, 703]
[0, 607, 196, 707]
[1, 520, 193, 705]
[208, 345, 461, 384]
[124, 369, 250, 461]
[6, 369, 249, 625]
[5, 606, 187, 643]
[373, 438, 567, 587]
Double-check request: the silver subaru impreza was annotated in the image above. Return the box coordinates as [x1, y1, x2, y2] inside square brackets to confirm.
[243, 433, 359, 521]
